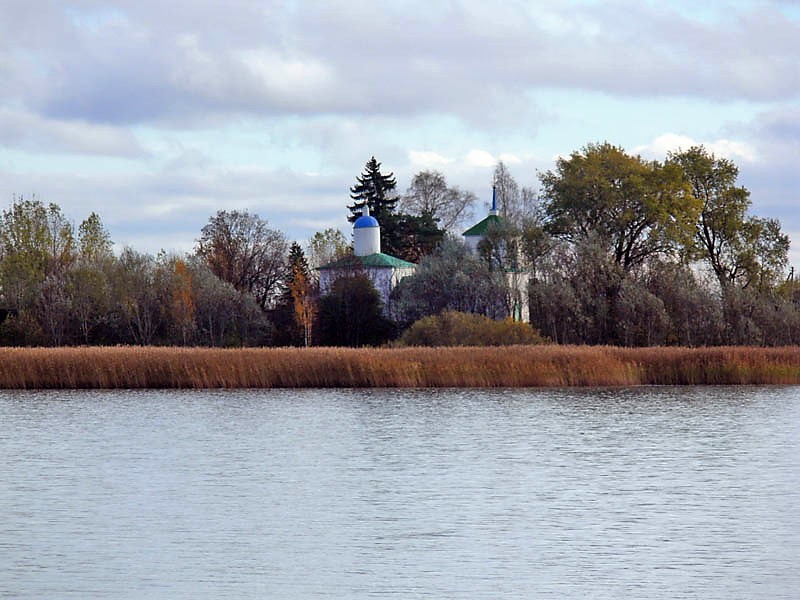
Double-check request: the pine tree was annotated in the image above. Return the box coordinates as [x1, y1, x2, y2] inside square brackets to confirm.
[347, 157, 399, 224]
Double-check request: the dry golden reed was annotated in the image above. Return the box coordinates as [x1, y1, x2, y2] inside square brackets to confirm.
[1, 345, 800, 389]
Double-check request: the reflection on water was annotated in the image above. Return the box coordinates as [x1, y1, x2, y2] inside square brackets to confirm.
[1, 387, 799, 599]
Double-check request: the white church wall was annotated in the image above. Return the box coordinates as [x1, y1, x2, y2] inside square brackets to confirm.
[317, 265, 416, 318]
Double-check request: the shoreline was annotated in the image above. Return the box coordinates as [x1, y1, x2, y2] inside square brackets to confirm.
[1, 345, 800, 389]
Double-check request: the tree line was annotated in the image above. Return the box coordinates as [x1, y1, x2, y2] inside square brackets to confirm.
[1, 144, 798, 347]
[370, 145, 799, 347]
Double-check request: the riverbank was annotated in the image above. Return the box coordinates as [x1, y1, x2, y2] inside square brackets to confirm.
[1, 345, 800, 389]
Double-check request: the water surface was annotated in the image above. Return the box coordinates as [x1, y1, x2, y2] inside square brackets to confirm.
[1, 386, 799, 598]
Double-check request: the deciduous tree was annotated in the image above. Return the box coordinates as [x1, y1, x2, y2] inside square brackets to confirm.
[70, 212, 114, 343]
[668, 146, 789, 291]
[291, 266, 316, 347]
[110, 249, 164, 345]
[182, 256, 271, 347]
[0, 198, 74, 308]
[540, 143, 699, 271]
[196, 210, 288, 310]
[171, 259, 196, 345]
[271, 243, 316, 346]
[401, 170, 476, 231]
[0, 198, 77, 344]
[78, 212, 113, 265]
[316, 274, 394, 346]
[492, 161, 535, 223]
[391, 238, 509, 326]
[307, 228, 350, 273]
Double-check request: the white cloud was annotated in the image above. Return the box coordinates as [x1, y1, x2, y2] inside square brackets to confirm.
[634, 133, 758, 162]
[498, 153, 523, 165]
[0, 108, 146, 157]
[465, 149, 497, 168]
[172, 38, 339, 112]
[461, 150, 526, 169]
[707, 139, 759, 163]
[1, 0, 799, 263]
[237, 50, 335, 98]
[140, 202, 187, 218]
[408, 150, 454, 168]
[5, 1, 798, 128]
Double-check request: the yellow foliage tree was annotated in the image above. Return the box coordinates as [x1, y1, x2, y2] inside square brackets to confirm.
[172, 259, 196, 345]
[290, 264, 316, 347]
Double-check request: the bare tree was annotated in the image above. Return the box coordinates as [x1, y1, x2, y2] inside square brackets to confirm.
[401, 170, 476, 232]
[391, 238, 509, 325]
[196, 210, 288, 310]
[70, 212, 114, 343]
[111, 249, 164, 345]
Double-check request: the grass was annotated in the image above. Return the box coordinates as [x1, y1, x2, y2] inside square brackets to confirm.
[2, 345, 800, 389]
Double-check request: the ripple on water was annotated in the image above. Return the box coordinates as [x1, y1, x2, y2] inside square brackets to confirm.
[1, 386, 799, 599]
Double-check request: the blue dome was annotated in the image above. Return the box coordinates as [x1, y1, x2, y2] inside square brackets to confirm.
[353, 215, 379, 229]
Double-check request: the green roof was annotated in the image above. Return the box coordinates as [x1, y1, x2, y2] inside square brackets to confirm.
[462, 214, 502, 237]
[318, 252, 416, 270]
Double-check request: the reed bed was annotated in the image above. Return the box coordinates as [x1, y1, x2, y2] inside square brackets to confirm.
[2, 345, 800, 389]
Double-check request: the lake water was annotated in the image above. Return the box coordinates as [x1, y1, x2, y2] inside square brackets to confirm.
[1, 386, 799, 599]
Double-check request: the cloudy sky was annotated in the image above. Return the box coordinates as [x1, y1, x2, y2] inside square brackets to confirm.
[1, 0, 799, 265]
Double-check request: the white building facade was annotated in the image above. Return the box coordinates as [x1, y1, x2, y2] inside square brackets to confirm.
[318, 208, 416, 315]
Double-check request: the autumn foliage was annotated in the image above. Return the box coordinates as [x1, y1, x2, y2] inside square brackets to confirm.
[398, 310, 545, 346]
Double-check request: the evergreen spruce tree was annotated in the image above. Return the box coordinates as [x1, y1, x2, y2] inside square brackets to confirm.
[346, 157, 444, 262]
[347, 157, 399, 224]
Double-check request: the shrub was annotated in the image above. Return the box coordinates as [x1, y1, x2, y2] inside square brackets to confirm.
[398, 310, 546, 347]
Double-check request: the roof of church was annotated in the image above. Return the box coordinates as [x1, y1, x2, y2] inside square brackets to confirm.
[353, 215, 379, 229]
[318, 252, 416, 270]
[462, 214, 502, 237]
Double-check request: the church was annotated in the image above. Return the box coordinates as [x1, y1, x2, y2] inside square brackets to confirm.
[318, 188, 529, 321]
[317, 207, 416, 316]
